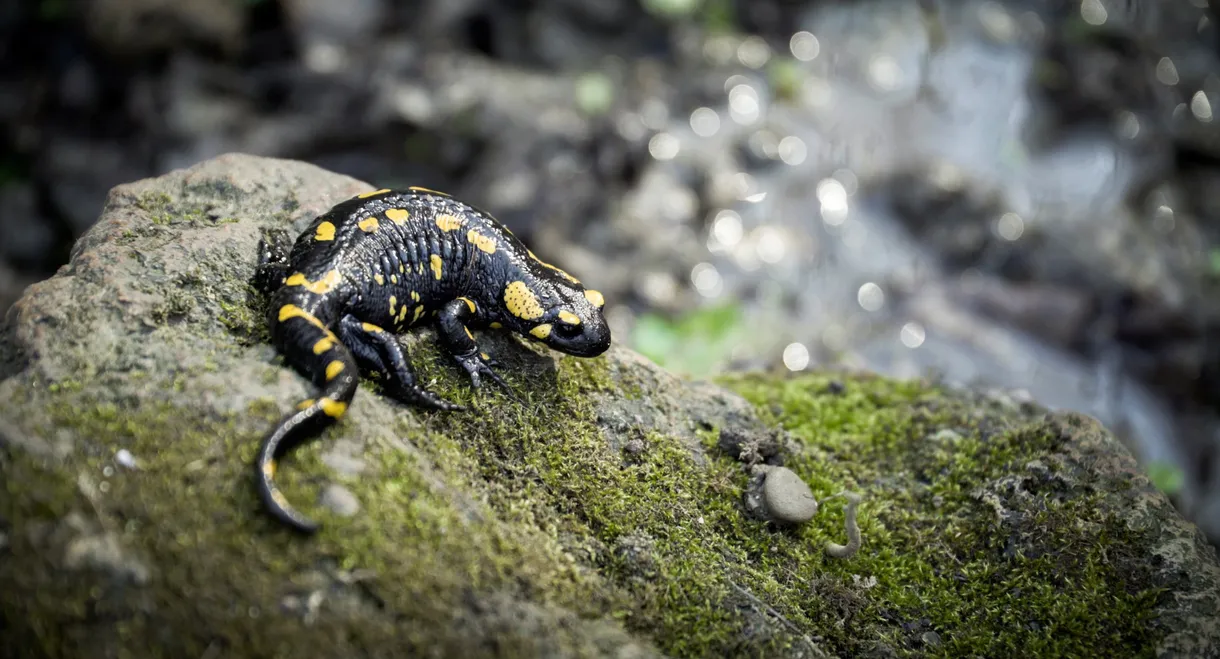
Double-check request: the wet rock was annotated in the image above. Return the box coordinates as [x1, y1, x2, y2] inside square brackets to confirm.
[3, 153, 1220, 658]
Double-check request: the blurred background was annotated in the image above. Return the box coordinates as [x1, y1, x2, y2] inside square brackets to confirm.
[4, 0, 1220, 545]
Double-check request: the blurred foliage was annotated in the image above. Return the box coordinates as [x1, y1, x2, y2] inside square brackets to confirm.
[630, 302, 748, 378]
[1146, 461, 1185, 496]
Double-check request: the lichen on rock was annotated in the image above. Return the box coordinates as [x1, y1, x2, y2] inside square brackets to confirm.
[1, 154, 1218, 659]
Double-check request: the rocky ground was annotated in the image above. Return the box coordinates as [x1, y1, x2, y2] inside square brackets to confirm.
[5, 0, 1220, 542]
[2, 152, 1219, 659]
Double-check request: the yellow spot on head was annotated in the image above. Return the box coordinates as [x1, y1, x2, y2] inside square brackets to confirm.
[430, 254, 443, 280]
[320, 398, 347, 418]
[584, 289, 605, 307]
[312, 337, 335, 354]
[558, 310, 581, 325]
[530, 324, 553, 339]
[361, 322, 382, 333]
[480, 352, 490, 361]
[436, 213, 465, 231]
[409, 186, 449, 196]
[412, 305, 425, 323]
[358, 216, 379, 232]
[503, 281, 544, 320]
[458, 297, 476, 313]
[374, 274, 385, 285]
[464, 326, 474, 341]
[358, 188, 391, 198]
[284, 270, 342, 295]
[295, 399, 314, 411]
[490, 322, 502, 329]
[386, 208, 410, 225]
[315, 221, 336, 241]
[325, 360, 345, 380]
[467, 229, 497, 254]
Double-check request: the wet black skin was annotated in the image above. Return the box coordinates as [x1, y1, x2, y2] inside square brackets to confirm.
[252, 187, 612, 533]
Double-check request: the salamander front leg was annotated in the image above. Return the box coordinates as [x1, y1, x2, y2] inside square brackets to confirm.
[336, 314, 464, 411]
[253, 229, 292, 295]
[437, 298, 511, 393]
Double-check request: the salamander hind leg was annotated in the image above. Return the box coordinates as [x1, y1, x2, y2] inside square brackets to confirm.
[437, 298, 514, 395]
[336, 314, 464, 411]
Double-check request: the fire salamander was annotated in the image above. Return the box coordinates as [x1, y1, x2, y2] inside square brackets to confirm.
[252, 186, 611, 534]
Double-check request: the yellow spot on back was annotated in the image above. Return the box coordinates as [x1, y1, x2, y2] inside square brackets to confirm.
[584, 289, 605, 307]
[430, 254, 443, 280]
[362, 322, 382, 332]
[558, 310, 581, 325]
[490, 322, 502, 329]
[391, 274, 398, 284]
[464, 326, 474, 341]
[374, 274, 385, 285]
[397, 304, 410, 324]
[467, 229, 497, 254]
[409, 186, 449, 196]
[504, 281, 544, 320]
[315, 221, 336, 241]
[284, 270, 342, 295]
[358, 216, 379, 232]
[325, 360, 345, 380]
[358, 188, 391, 198]
[436, 213, 464, 231]
[458, 297, 476, 313]
[389, 295, 398, 316]
[399, 264, 405, 273]
[412, 305, 425, 323]
[312, 337, 335, 354]
[295, 400, 314, 411]
[411, 291, 421, 302]
[278, 305, 328, 331]
[320, 398, 347, 418]
[263, 460, 277, 479]
[530, 324, 552, 339]
[386, 208, 410, 224]
[480, 352, 490, 361]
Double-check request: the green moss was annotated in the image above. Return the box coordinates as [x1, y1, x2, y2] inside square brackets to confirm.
[716, 372, 1167, 658]
[1, 331, 1172, 658]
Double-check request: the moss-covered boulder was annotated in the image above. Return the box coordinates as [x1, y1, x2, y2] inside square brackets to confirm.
[2, 153, 1219, 659]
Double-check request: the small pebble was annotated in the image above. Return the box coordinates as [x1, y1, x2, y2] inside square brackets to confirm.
[761, 467, 818, 524]
[319, 484, 361, 517]
[625, 438, 646, 455]
[115, 449, 138, 469]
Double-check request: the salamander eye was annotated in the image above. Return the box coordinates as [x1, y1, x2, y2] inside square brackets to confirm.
[554, 321, 582, 338]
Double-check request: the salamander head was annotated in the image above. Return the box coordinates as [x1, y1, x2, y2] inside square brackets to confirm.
[500, 278, 611, 358]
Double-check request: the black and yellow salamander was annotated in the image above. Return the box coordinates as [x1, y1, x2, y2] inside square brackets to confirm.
[252, 186, 611, 534]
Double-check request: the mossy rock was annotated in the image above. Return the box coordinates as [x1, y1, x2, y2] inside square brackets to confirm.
[1, 154, 1218, 659]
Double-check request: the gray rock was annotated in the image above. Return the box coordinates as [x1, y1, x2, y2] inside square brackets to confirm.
[761, 467, 818, 524]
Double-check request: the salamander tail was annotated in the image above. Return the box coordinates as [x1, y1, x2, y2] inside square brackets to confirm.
[256, 304, 359, 534]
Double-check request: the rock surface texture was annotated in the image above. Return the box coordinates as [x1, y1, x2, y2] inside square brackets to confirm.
[2, 154, 1219, 658]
